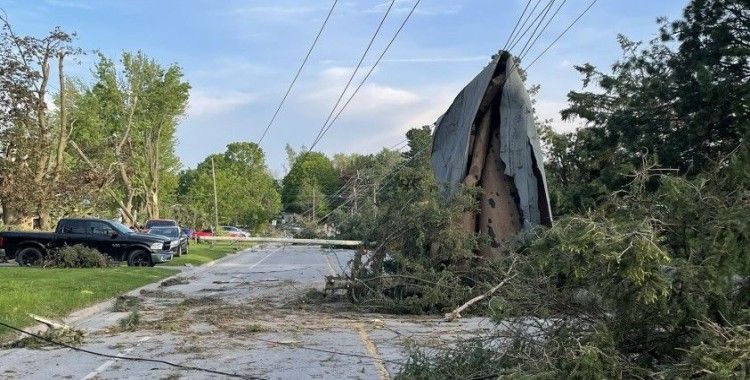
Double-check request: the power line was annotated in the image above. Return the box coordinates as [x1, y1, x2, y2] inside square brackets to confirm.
[314, 144, 429, 223]
[515, 0, 557, 60]
[519, 0, 568, 60]
[309, 0, 397, 150]
[505, 0, 544, 53]
[501, 0, 534, 53]
[524, 0, 599, 70]
[256, 0, 338, 145]
[307, 0, 421, 151]
[0, 320, 261, 379]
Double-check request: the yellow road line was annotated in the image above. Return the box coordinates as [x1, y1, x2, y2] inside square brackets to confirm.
[354, 322, 390, 380]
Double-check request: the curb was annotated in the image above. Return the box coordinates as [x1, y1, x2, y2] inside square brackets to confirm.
[4, 245, 262, 345]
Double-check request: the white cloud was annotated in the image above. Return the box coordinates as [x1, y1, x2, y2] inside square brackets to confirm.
[298, 65, 459, 152]
[190, 58, 275, 81]
[225, 4, 320, 20]
[188, 89, 257, 118]
[363, 0, 462, 16]
[382, 55, 490, 64]
[535, 99, 582, 133]
[304, 66, 420, 117]
[45, 0, 92, 9]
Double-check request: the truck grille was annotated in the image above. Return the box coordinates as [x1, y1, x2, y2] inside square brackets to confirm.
[162, 242, 171, 250]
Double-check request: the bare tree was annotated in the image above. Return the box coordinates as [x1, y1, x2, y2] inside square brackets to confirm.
[0, 12, 82, 228]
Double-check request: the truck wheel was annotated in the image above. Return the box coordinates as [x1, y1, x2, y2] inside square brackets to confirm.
[175, 246, 183, 257]
[127, 250, 152, 267]
[17, 247, 44, 267]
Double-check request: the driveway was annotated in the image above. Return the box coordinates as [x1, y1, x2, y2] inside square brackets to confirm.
[0, 244, 491, 379]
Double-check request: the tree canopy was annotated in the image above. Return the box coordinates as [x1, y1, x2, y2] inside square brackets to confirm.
[179, 142, 280, 231]
[281, 150, 340, 215]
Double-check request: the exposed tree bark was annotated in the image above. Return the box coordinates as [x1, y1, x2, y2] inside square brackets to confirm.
[478, 116, 521, 257]
[68, 140, 136, 223]
[114, 94, 138, 225]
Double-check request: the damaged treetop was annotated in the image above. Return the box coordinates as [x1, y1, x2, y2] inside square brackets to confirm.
[431, 51, 552, 257]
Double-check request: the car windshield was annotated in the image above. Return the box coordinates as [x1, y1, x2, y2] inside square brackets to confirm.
[148, 227, 180, 238]
[109, 221, 134, 234]
[147, 220, 177, 228]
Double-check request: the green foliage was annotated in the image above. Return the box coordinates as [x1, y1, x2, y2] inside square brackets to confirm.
[404, 2, 750, 377]
[116, 310, 141, 332]
[397, 340, 507, 380]
[281, 151, 341, 215]
[544, 0, 749, 216]
[44, 245, 111, 268]
[667, 321, 750, 379]
[180, 142, 281, 231]
[71, 51, 190, 223]
[8, 327, 85, 349]
[112, 295, 142, 312]
[335, 126, 488, 313]
[486, 151, 748, 377]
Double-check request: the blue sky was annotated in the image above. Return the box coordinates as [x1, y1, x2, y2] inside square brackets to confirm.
[2, 0, 686, 176]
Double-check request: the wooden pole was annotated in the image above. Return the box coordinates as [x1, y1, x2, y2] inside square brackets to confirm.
[353, 170, 359, 213]
[312, 187, 317, 220]
[211, 156, 219, 231]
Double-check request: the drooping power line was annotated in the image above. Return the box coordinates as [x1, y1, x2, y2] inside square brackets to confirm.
[309, 0, 397, 150]
[515, 0, 558, 59]
[307, 0, 422, 151]
[501, 0, 534, 53]
[0, 320, 259, 379]
[505, 0, 544, 53]
[519, 0, 568, 60]
[524, 0, 599, 70]
[256, 0, 339, 145]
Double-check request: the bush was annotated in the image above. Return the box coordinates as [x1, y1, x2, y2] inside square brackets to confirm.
[44, 244, 111, 268]
[7, 327, 85, 349]
[400, 145, 749, 378]
[398, 340, 508, 379]
[112, 295, 142, 312]
[115, 310, 141, 332]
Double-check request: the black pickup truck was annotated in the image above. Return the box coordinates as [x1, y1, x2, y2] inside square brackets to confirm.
[0, 218, 176, 266]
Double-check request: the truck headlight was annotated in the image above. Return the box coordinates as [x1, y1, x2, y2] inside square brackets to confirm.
[150, 242, 163, 250]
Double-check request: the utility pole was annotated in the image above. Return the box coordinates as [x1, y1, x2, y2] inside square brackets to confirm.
[352, 170, 359, 214]
[373, 181, 377, 205]
[211, 156, 219, 232]
[312, 187, 317, 220]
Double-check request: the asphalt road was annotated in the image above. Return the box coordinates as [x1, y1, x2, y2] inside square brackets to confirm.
[0, 244, 490, 379]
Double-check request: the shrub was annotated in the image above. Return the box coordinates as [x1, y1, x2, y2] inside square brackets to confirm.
[112, 295, 142, 312]
[44, 244, 110, 268]
[8, 327, 85, 349]
[116, 311, 141, 332]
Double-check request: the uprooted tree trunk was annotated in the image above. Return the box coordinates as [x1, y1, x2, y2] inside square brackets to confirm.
[432, 51, 553, 258]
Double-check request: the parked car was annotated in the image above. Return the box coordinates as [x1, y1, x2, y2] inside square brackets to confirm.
[147, 226, 189, 256]
[0, 218, 175, 266]
[181, 226, 195, 239]
[220, 226, 250, 238]
[194, 229, 214, 238]
[145, 219, 179, 229]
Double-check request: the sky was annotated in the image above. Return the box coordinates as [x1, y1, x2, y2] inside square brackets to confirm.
[2, 0, 687, 177]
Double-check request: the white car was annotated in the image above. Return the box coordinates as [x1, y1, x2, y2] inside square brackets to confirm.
[220, 225, 250, 238]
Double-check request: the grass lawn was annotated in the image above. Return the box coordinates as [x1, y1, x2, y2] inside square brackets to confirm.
[166, 241, 254, 267]
[0, 267, 177, 340]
